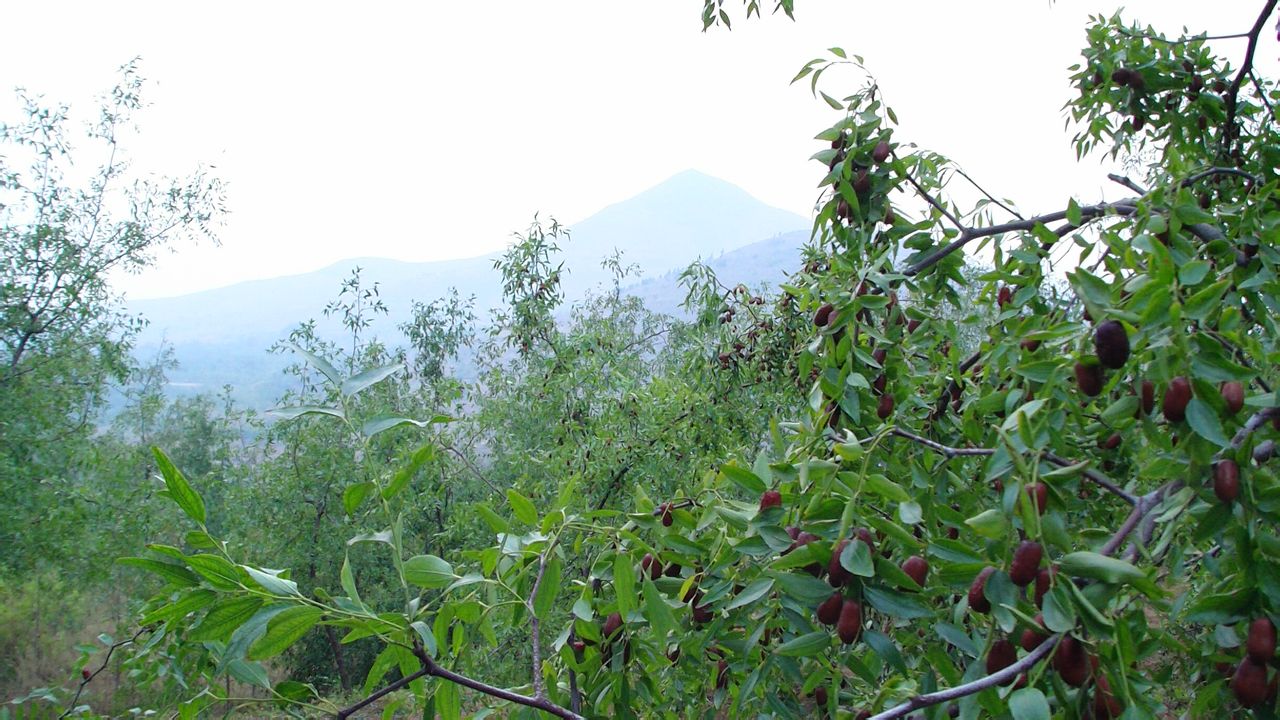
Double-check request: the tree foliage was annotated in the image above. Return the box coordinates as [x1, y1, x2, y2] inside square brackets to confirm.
[24, 3, 1280, 719]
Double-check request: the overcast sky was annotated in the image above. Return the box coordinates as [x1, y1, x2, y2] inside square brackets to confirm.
[1, 1, 1274, 299]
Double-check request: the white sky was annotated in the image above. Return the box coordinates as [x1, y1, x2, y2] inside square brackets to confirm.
[1, 1, 1274, 300]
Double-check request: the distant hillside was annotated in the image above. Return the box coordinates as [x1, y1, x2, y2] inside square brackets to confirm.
[126, 171, 811, 408]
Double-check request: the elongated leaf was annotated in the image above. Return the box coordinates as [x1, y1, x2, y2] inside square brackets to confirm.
[642, 578, 678, 639]
[290, 344, 341, 385]
[343, 482, 376, 516]
[532, 556, 562, 617]
[267, 405, 345, 421]
[362, 415, 427, 438]
[141, 589, 217, 625]
[247, 606, 324, 660]
[776, 631, 831, 656]
[720, 464, 766, 494]
[404, 555, 456, 589]
[1185, 398, 1230, 448]
[614, 554, 635, 619]
[726, 578, 774, 610]
[340, 555, 362, 606]
[507, 489, 538, 525]
[1059, 551, 1145, 585]
[186, 554, 243, 590]
[864, 586, 932, 619]
[152, 447, 205, 525]
[383, 444, 435, 500]
[117, 557, 199, 587]
[243, 566, 300, 597]
[226, 659, 270, 689]
[188, 596, 264, 642]
[341, 362, 403, 398]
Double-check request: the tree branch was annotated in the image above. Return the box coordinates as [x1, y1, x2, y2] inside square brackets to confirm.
[410, 641, 584, 720]
[527, 551, 549, 699]
[1223, 0, 1280, 146]
[335, 667, 430, 719]
[59, 625, 152, 720]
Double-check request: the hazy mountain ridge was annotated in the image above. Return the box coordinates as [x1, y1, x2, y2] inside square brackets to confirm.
[127, 171, 813, 407]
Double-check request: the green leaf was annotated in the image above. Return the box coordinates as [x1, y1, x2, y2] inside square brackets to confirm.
[140, 588, 217, 625]
[721, 464, 767, 495]
[532, 556, 562, 617]
[614, 554, 635, 619]
[186, 554, 243, 590]
[726, 578, 774, 610]
[362, 415, 428, 438]
[965, 509, 1008, 539]
[152, 447, 205, 525]
[863, 586, 933, 619]
[117, 557, 199, 587]
[340, 362, 403, 398]
[507, 490, 538, 525]
[861, 473, 910, 502]
[247, 606, 324, 660]
[226, 659, 270, 689]
[340, 555, 362, 606]
[290, 344, 340, 385]
[1008, 688, 1051, 720]
[775, 631, 831, 656]
[642, 579, 678, 640]
[343, 482, 376, 516]
[188, 596, 264, 642]
[243, 566, 300, 597]
[844, 539, 875, 578]
[1183, 280, 1230, 322]
[404, 555, 456, 589]
[383, 444, 435, 500]
[1059, 551, 1145, 585]
[1066, 198, 1082, 226]
[1185, 398, 1230, 448]
[266, 405, 345, 421]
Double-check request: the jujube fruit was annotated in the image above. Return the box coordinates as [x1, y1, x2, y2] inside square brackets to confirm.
[1221, 381, 1245, 415]
[1213, 460, 1240, 503]
[640, 553, 662, 581]
[1053, 635, 1090, 687]
[1020, 614, 1048, 651]
[836, 600, 863, 644]
[602, 612, 623, 640]
[986, 638, 1018, 685]
[1232, 658, 1269, 708]
[1255, 440, 1276, 464]
[876, 394, 895, 419]
[659, 503, 674, 527]
[1093, 675, 1124, 719]
[814, 303, 835, 328]
[828, 538, 852, 587]
[901, 556, 929, 589]
[1247, 617, 1276, 663]
[1009, 541, 1044, 587]
[1034, 566, 1057, 607]
[1025, 482, 1049, 515]
[872, 140, 891, 163]
[817, 592, 843, 626]
[1140, 380, 1155, 415]
[1075, 359, 1105, 397]
[758, 489, 782, 512]
[969, 567, 996, 613]
[1093, 320, 1130, 369]
[1163, 377, 1192, 422]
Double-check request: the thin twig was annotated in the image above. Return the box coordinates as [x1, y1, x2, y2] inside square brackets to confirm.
[335, 668, 429, 719]
[1107, 174, 1148, 194]
[60, 626, 152, 719]
[410, 641, 584, 720]
[527, 551, 549, 699]
[1223, 0, 1280, 147]
[953, 167, 1024, 221]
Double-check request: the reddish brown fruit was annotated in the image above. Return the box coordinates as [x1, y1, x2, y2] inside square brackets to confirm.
[1247, 617, 1277, 663]
[969, 567, 996, 613]
[814, 303, 835, 328]
[1093, 675, 1124, 719]
[665, 562, 682, 578]
[792, 531, 823, 576]
[785, 525, 801, 541]
[1034, 566, 1057, 608]
[1232, 658, 1269, 708]
[1020, 338, 1041, 352]
[814, 686, 828, 707]
[1100, 433, 1121, 450]
[1025, 482, 1049, 515]
[1140, 380, 1155, 415]
[883, 206, 896, 225]
[602, 612, 623, 640]
[1075, 360, 1105, 397]
[876, 394, 895, 420]
[1053, 635, 1090, 687]
[1094, 320, 1130, 369]
[855, 528, 876, 555]
[1221, 381, 1245, 415]
[948, 526, 960, 540]
[986, 639, 1018, 685]
[81, 668, 91, 680]
[853, 169, 871, 194]
[872, 374, 887, 395]
[1010, 541, 1044, 587]
[997, 285, 1013, 308]
[758, 489, 782, 512]
[1213, 460, 1240, 503]
[659, 503, 674, 527]
[1163, 377, 1192, 422]
[901, 556, 929, 589]
[640, 553, 662, 581]
[817, 592, 843, 626]
[1020, 614, 1048, 652]
[872, 140, 891, 163]
[828, 539, 852, 587]
[837, 600, 863, 644]
[692, 603, 713, 624]
[872, 347, 888, 366]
